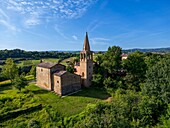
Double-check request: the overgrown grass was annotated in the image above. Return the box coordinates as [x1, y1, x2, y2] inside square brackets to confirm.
[25, 75, 35, 81]
[0, 80, 11, 86]
[0, 82, 110, 127]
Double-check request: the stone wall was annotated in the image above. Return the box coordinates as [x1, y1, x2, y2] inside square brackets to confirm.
[36, 67, 51, 90]
[53, 75, 62, 95]
[80, 59, 93, 87]
[60, 72, 81, 95]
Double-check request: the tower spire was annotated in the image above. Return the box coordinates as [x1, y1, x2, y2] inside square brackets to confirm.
[83, 32, 90, 51]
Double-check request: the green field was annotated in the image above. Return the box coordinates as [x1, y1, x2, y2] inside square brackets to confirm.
[60, 57, 77, 66]
[0, 82, 110, 127]
[42, 58, 60, 63]
[17, 58, 60, 67]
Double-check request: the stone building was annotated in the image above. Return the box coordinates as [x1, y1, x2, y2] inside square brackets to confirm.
[36, 32, 93, 95]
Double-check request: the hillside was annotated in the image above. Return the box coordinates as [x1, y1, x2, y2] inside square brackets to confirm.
[0, 82, 110, 127]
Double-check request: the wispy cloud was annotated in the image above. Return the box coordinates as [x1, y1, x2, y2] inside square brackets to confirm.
[54, 25, 68, 39]
[0, 20, 17, 31]
[1, 0, 98, 26]
[0, 8, 18, 32]
[72, 35, 78, 40]
[22, 29, 49, 39]
[91, 37, 110, 45]
[24, 12, 41, 27]
[87, 20, 102, 32]
[0, 0, 98, 32]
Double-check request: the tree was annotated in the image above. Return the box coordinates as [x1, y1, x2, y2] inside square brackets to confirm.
[2, 58, 18, 82]
[29, 65, 36, 78]
[92, 74, 103, 87]
[101, 46, 122, 76]
[13, 75, 28, 91]
[66, 62, 74, 73]
[142, 57, 170, 104]
[123, 51, 147, 91]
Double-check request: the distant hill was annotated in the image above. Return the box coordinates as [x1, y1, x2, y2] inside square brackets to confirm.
[122, 47, 170, 53]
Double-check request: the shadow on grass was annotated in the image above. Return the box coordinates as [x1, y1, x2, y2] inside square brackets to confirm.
[71, 87, 111, 100]
[31, 89, 49, 94]
[0, 83, 12, 93]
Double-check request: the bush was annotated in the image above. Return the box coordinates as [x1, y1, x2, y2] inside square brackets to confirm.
[28, 120, 40, 128]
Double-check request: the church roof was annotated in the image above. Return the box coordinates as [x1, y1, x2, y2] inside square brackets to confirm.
[54, 71, 67, 76]
[83, 32, 90, 51]
[37, 62, 58, 69]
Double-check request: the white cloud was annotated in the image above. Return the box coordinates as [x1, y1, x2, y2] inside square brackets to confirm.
[0, 8, 19, 32]
[54, 25, 68, 39]
[91, 37, 110, 45]
[24, 12, 41, 27]
[25, 18, 40, 27]
[2, 0, 98, 20]
[87, 20, 102, 32]
[0, 20, 16, 31]
[72, 35, 78, 40]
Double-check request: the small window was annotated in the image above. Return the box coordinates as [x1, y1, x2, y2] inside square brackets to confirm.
[57, 81, 59, 83]
[82, 72, 84, 77]
[41, 69, 43, 72]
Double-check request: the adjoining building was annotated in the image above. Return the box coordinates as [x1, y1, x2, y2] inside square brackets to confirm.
[36, 32, 93, 96]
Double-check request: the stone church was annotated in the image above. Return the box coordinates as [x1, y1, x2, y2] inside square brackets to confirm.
[36, 32, 93, 96]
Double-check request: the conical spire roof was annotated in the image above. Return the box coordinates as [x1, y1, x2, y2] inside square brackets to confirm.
[83, 32, 90, 51]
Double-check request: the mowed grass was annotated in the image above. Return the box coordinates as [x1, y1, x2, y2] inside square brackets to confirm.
[17, 58, 59, 67]
[0, 82, 110, 127]
[17, 60, 40, 67]
[61, 57, 77, 66]
[42, 58, 60, 63]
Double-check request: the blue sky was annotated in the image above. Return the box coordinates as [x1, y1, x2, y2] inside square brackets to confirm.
[0, 0, 170, 51]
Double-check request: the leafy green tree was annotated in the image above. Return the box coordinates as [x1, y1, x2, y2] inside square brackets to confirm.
[93, 54, 104, 75]
[142, 57, 170, 103]
[92, 74, 103, 87]
[30, 65, 36, 78]
[158, 104, 170, 128]
[101, 46, 122, 76]
[66, 62, 74, 73]
[13, 75, 28, 91]
[144, 53, 163, 67]
[103, 77, 116, 88]
[138, 96, 167, 127]
[2, 58, 18, 82]
[123, 51, 147, 91]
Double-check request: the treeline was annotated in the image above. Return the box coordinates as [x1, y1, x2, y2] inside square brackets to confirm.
[122, 47, 170, 53]
[0, 49, 79, 60]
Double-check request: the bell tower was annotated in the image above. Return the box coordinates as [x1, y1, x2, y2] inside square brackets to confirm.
[80, 32, 93, 87]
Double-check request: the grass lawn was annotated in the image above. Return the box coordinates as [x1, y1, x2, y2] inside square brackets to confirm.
[17, 60, 40, 67]
[42, 58, 60, 63]
[17, 58, 59, 67]
[61, 57, 77, 66]
[0, 82, 110, 127]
